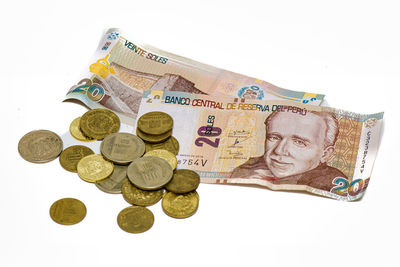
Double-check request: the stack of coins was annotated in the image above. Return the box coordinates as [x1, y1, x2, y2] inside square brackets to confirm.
[18, 108, 200, 233]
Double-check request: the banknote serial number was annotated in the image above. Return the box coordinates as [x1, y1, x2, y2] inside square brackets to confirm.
[177, 159, 208, 167]
[195, 115, 222, 148]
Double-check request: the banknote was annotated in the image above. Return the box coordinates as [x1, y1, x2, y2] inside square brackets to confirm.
[136, 90, 383, 201]
[65, 28, 324, 124]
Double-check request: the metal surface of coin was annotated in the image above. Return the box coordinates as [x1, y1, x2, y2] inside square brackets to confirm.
[143, 149, 177, 170]
[162, 191, 199, 219]
[69, 117, 95, 142]
[95, 165, 128, 194]
[59, 145, 94, 172]
[18, 130, 63, 163]
[49, 198, 86, 225]
[80, 109, 120, 139]
[137, 111, 173, 135]
[121, 179, 164, 206]
[117, 206, 154, 233]
[145, 136, 179, 155]
[127, 156, 173, 190]
[136, 128, 172, 143]
[100, 133, 145, 164]
[165, 169, 200, 193]
[77, 154, 114, 183]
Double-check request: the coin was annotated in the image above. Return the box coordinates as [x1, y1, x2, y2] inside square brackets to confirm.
[77, 154, 114, 183]
[137, 111, 173, 135]
[136, 128, 172, 143]
[143, 149, 177, 170]
[127, 156, 173, 190]
[80, 109, 120, 139]
[121, 179, 164, 206]
[145, 136, 179, 155]
[95, 165, 128, 194]
[100, 133, 145, 164]
[162, 191, 199, 219]
[117, 206, 154, 233]
[49, 198, 86, 225]
[18, 130, 63, 163]
[165, 169, 200, 193]
[59, 145, 94, 172]
[69, 117, 95, 142]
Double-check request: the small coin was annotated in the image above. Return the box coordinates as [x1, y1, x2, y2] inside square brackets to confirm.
[18, 130, 63, 163]
[136, 128, 172, 143]
[117, 206, 154, 233]
[59, 145, 94, 172]
[121, 179, 164, 206]
[137, 111, 173, 135]
[162, 191, 199, 219]
[77, 154, 114, 183]
[95, 165, 128, 194]
[165, 169, 200, 193]
[100, 133, 145, 164]
[127, 156, 173, 190]
[49, 198, 86, 225]
[69, 117, 95, 142]
[145, 136, 179, 155]
[80, 109, 120, 139]
[143, 149, 177, 170]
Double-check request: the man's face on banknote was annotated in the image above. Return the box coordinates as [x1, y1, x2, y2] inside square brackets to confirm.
[264, 112, 329, 178]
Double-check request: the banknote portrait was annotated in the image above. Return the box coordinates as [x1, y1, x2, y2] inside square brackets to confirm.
[230, 109, 348, 191]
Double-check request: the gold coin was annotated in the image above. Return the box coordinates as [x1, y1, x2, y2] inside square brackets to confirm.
[127, 156, 173, 190]
[100, 133, 145, 164]
[59, 145, 94, 172]
[145, 136, 179, 155]
[137, 111, 173, 135]
[143, 149, 177, 170]
[162, 191, 199, 219]
[69, 117, 95, 142]
[95, 165, 128, 194]
[80, 109, 120, 139]
[136, 128, 172, 143]
[18, 130, 63, 163]
[117, 206, 154, 233]
[77, 154, 114, 183]
[49, 198, 86, 225]
[121, 179, 164, 206]
[165, 169, 200, 193]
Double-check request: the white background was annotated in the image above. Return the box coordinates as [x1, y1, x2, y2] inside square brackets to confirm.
[1, 0, 399, 266]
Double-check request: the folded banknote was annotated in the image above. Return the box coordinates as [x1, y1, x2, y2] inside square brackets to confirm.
[136, 90, 383, 201]
[65, 28, 324, 123]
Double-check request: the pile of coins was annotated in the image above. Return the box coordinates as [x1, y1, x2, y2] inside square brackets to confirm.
[18, 109, 200, 233]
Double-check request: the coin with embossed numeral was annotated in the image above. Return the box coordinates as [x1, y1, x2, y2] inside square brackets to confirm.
[59, 145, 94, 172]
[49, 198, 86, 225]
[127, 156, 172, 190]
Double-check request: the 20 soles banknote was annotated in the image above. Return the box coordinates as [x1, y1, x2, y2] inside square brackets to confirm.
[137, 90, 383, 201]
[65, 28, 324, 124]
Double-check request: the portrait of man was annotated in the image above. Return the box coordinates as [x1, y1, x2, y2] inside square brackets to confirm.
[230, 109, 348, 191]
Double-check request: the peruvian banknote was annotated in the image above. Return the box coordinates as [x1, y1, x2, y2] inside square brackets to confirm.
[136, 90, 383, 201]
[65, 28, 324, 124]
